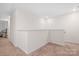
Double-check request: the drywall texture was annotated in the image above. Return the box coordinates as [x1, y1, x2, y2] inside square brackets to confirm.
[49, 30, 64, 45]
[27, 30, 48, 53]
[54, 12, 79, 43]
[10, 8, 50, 53]
[10, 7, 79, 53]
[10, 11, 16, 46]
[15, 30, 48, 53]
[15, 8, 56, 30]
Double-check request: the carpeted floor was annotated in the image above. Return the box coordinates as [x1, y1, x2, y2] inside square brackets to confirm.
[0, 38, 79, 56]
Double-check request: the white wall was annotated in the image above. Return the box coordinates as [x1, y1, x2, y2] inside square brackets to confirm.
[27, 30, 48, 53]
[15, 30, 48, 53]
[10, 7, 67, 53]
[15, 8, 39, 30]
[15, 31, 28, 53]
[49, 30, 64, 45]
[10, 11, 16, 46]
[7, 16, 10, 39]
[10, 7, 79, 54]
[54, 12, 79, 43]
[15, 8, 56, 30]
[12, 8, 50, 53]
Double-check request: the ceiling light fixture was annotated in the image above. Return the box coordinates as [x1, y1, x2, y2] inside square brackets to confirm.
[72, 6, 79, 12]
[40, 16, 52, 24]
[72, 7, 76, 12]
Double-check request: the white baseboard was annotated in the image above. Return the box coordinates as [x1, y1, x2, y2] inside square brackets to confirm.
[9, 40, 29, 54]
[17, 46, 29, 54]
[16, 42, 48, 54]
[10, 41, 65, 54]
[50, 41, 65, 46]
[9, 40, 17, 47]
[9, 40, 47, 54]
[27, 42, 48, 54]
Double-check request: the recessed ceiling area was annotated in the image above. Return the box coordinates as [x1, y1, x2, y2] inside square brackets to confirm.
[0, 3, 79, 18]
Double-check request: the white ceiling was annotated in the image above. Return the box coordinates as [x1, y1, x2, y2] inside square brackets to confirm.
[0, 3, 79, 18]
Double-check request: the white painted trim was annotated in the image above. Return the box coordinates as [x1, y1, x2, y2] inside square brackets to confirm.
[9, 39, 29, 54]
[17, 46, 29, 54]
[27, 42, 48, 54]
[17, 41, 48, 54]
[50, 41, 65, 46]
[9, 40, 17, 47]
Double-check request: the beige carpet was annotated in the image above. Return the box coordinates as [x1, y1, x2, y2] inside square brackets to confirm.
[0, 38, 79, 56]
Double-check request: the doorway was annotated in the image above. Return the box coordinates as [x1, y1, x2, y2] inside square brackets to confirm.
[0, 21, 8, 38]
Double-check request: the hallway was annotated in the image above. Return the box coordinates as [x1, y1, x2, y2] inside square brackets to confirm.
[0, 38, 27, 56]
